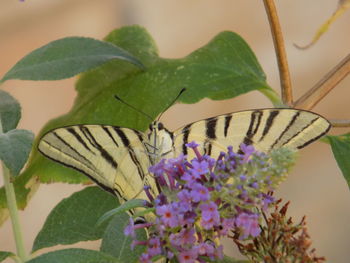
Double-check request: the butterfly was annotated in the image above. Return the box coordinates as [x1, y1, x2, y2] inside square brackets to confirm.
[38, 108, 331, 203]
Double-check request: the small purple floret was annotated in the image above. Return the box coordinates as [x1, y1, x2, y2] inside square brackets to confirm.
[235, 212, 261, 239]
[190, 183, 210, 202]
[156, 204, 180, 228]
[191, 159, 209, 176]
[124, 217, 135, 238]
[186, 141, 199, 149]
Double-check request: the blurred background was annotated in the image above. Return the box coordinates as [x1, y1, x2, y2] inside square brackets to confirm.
[0, 0, 349, 262]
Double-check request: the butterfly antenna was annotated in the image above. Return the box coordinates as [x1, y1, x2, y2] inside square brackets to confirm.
[157, 88, 186, 121]
[114, 95, 153, 121]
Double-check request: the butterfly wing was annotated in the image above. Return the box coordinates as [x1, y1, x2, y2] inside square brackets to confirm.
[38, 125, 158, 202]
[173, 109, 331, 159]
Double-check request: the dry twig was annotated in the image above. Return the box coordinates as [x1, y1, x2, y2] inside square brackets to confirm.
[263, 0, 293, 106]
[294, 54, 350, 110]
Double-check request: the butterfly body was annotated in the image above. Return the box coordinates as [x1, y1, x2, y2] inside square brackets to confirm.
[146, 121, 174, 164]
[38, 108, 331, 203]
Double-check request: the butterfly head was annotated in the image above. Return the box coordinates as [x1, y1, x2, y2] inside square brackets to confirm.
[149, 121, 165, 132]
[147, 121, 174, 163]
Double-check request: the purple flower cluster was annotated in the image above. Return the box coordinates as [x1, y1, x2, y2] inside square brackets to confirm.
[125, 142, 295, 263]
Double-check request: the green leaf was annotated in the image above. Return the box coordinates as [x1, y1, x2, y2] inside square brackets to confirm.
[1, 37, 144, 82]
[32, 186, 119, 252]
[97, 199, 146, 226]
[216, 255, 250, 263]
[27, 248, 120, 263]
[0, 129, 34, 176]
[0, 90, 21, 132]
[0, 251, 14, 262]
[23, 25, 273, 185]
[132, 207, 155, 219]
[326, 134, 350, 188]
[100, 213, 146, 263]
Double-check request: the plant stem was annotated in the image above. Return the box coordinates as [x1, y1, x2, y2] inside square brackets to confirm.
[263, 0, 293, 106]
[260, 88, 284, 107]
[0, 119, 28, 262]
[293, 53, 350, 110]
[330, 119, 350, 128]
[2, 165, 28, 262]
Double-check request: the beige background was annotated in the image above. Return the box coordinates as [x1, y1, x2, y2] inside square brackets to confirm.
[0, 0, 349, 262]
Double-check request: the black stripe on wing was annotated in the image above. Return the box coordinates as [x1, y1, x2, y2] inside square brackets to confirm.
[280, 117, 327, 149]
[39, 137, 120, 198]
[114, 127, 131, 147]
[259, 110, 280, 142]
[80, 126, 118, 169]
[181, 123, 192, 155]
[38, 132, 96, 172]
[67, 127, 93, 152]
[296, 120, 331, 149]
[114, 127, 147, 180]
[206, 117, 217, 139]
[224, 114, 232, 137]
[270, 111, 300, 150]
[133, 129, 153, 167]
[52, 131, 95, 168]
[243, 110, 263, 146]
[206, 142, 212, 156]
[102, 126, 119, 147]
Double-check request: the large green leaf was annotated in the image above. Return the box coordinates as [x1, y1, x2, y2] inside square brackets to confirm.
[1, 37, 144, 82]
[100, 213, 146, 263]
[0, 90, 21, 132]
[0, 25, 275, 223]
[24, 25, 274, 185]
[27, 248, 120, 263]
[0, 251, 14, 262]
[326, 133, 350, 188]
[0, 129, 34, 176]
[32, 187, 119, 252]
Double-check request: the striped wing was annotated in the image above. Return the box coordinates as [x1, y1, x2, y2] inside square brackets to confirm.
[38, 125, 158, 202]
[173, 109, 331, 159]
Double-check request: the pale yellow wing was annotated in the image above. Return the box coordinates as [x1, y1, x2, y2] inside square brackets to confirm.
[38, 125, 158, 202]
[173, 109, 331, 159]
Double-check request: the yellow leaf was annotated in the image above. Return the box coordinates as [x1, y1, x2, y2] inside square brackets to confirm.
[295, 0, 350, 49]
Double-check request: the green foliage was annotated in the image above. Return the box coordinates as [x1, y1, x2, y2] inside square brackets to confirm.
[0, 25, 275, 224]
[0, 24, 343, 262]
[97, 199, 146, 226]
[326, 134, 350, 188]
[217, 256, 249, 263]
[0, 129, 34, 176]
[0, 251, 14, 262]
[1, 37, 144, 82]
[26, 248, 120, 263]
[0, 90, 21, 133]
[100, 213, 146, 263]
[22, 25, 274, 186]
[32, 187, 119, 252]
[0, 90, 33, 176]
[0, 90, 36, 225]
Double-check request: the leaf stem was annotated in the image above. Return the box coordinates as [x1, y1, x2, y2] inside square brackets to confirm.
[0, 121, 28, 262]
[330, 119, 350, 128]
[293, 53, 350, 110]
[2, 165, 28, 262]
[263, 0, 293, 106]
[259, 88, 284, 107]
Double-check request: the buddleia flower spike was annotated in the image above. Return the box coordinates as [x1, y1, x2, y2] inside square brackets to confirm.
[124, 141, 297, 263]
